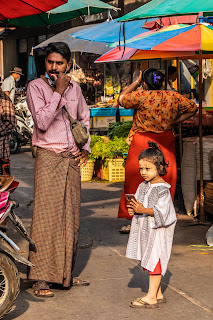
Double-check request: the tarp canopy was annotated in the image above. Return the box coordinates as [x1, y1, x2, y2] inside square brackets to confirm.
[9, 0, 118, 27]
[71, 18, 156, 44]
[118, 0, 213, 22]
[33, 24, 110, 55]
[0, 0, 67, 20]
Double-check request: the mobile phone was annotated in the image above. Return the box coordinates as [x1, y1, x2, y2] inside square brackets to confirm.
[125, 194, 136, 202]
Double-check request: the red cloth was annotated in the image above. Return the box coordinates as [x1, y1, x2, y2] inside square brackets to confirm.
[118, 131, 177, 219]
[144, 259, 162, 275]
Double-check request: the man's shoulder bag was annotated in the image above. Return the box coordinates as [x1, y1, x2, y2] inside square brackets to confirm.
[62, 105, 89, 149]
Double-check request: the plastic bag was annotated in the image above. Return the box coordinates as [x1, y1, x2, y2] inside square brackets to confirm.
[68, 59, 86, 84]
[206, 225, 213, 246]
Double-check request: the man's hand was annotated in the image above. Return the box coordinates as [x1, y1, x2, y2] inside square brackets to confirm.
[75, 149, 89, 167]
[53, 72, 70, 95]
[129, 198, 145, 214]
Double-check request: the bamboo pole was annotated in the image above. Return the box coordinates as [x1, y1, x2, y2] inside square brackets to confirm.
[198, 51, 205, 223]
[176, 58, 182, 163]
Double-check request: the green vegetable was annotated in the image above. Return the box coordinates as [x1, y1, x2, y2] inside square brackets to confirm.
[107, 121, 133, 139]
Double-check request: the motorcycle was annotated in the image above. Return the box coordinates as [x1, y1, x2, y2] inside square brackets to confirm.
[0, 175, 35, 319]
[10, 97, 34, 154]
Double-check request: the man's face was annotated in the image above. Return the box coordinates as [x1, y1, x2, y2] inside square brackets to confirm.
[45, 52, 69, 80]
[170, 71, 177, 82]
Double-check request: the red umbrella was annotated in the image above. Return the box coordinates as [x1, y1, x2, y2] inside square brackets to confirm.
[0, 0, 67, 20]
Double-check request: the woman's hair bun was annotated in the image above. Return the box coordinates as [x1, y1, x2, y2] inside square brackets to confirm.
[148, 142, 159, 150]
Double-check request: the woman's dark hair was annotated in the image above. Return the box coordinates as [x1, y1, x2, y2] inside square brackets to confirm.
[138, 142, 168, 176]
[142, 68, 165, 90]
[45, 42, 71, 62]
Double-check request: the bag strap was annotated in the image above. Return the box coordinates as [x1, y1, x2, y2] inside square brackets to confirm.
[40, 76, 77, 125]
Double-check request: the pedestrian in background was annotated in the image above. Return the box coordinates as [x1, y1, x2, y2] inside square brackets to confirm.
[27, 42, 91, 297]
[118, 68, 197, 234]
[2, 66, 24, 104]
[0, 89, 16, 175]
[126, 142, 177, 308]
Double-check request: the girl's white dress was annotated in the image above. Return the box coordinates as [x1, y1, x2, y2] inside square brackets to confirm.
[126, 181, 177, 276]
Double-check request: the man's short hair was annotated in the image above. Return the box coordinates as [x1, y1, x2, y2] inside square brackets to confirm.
[45, 42, 71, 63]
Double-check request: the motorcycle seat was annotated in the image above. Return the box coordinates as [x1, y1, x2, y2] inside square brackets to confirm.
[0, 176, 15, 191]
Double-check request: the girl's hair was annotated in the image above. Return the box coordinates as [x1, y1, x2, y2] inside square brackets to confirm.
[142, 68, 165, 90]
[138, 142, 168, 176]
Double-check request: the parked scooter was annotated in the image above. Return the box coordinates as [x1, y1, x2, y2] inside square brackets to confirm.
[10, 97, 33, 154]
[0, 175, 35, 319]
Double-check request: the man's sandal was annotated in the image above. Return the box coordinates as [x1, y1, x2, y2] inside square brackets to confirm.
[32, 281, 54, 297]
[72, 277, 90, 286]
[130, 297, 159, 309]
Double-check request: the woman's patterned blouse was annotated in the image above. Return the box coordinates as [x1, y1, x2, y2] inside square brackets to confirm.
[122, 90, 197, 134]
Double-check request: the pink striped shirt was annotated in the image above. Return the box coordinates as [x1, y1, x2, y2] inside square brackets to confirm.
[27, 78, 91, 155]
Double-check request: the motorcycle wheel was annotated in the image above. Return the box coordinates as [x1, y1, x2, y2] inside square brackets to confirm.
[10, 133, 21, 154]
[0, 253, 20, 319]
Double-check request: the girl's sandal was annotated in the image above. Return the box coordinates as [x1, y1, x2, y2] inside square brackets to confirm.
[32, 281, 54, 298]
[130, 297, 159, 309]
[157, 298, 166, 304]
[71, 277, 90, 286]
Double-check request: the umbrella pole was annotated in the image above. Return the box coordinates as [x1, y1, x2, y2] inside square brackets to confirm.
[198, 51, 205, 222]
[176, 58, 182, 163]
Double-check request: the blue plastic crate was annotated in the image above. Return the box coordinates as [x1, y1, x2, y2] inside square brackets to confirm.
[119, 109, 134, 116]
[90, 108, 117, 117]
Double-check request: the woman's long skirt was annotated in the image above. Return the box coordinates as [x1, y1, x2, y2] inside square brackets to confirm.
[28, 148, 81, 287]
[118, 131, 177, 219]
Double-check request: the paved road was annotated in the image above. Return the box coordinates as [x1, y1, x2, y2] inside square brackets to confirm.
[3, 148, 213, 320]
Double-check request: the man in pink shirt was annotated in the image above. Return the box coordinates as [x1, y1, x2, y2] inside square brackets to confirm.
[27, 42, 90, 297]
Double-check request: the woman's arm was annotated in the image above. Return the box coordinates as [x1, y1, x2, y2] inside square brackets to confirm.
[174, 110, 197, 124]
[118, 71, 142, 105]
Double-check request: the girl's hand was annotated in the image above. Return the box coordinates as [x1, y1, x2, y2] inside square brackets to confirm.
[129, 199, 145, 214]
[127, 204, 134, 216]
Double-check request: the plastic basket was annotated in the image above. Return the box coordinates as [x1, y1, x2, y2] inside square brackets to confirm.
[80, 160, 95, 182]
[119, 109, 134, 116]
[90, 108, 117, 117]
[102, 159, 125, 182]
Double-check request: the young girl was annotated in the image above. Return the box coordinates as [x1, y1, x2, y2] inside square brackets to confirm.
[126, 142, 177, 309]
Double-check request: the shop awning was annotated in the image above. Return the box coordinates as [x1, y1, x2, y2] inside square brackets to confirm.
[117, 0, 213, 22]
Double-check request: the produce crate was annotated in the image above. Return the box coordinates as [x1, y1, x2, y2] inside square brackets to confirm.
[90, 108, 117, 129]
[102, 159, 125, 182]
[119, 109, 133, 122]
[80, 160, 95, 182]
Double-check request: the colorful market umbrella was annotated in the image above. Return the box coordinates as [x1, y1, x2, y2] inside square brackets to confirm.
[0, 0, 67, 20]
[95, 47, 196, 63]
[8, 0, 118, 27]
[108, 23, 213, 52]
[118, 0, 213, 22]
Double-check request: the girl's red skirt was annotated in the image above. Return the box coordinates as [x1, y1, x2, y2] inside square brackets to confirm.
[118, 131, 177, 220]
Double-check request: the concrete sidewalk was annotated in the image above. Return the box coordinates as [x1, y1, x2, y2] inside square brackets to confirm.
[3, 149, 213, 320]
